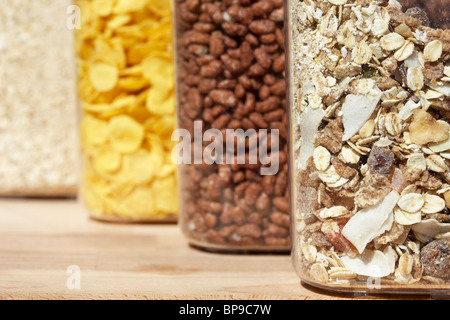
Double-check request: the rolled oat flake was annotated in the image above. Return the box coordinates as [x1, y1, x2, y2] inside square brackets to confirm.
[287, 0, 450, 294]
[0, 0, 78, 196]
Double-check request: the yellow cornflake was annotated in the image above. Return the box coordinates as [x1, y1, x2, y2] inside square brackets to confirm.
[94, 144, 121, 175]
[76, 0, 177, 221]
[147, 0, 172, 17]
[108, 114, 145, 154]
[80, 115, 108, 147]
[88, 62, 119, 92]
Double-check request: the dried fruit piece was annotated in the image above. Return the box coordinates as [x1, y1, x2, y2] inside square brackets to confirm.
[420, 240, 450, 279]
[367, 146, 395, 177]
[391, 168, 408, 193]
[321, 218, 357, 255]
[409, 109, 449, 146]
[342, 191, 399, 254]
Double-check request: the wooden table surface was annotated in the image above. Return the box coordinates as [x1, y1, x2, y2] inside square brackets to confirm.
[0, 198, 429, 300]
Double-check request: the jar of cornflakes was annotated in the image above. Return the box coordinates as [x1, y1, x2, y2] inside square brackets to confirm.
[174, 0, 290, 251]
[75, 0, 178, 222]
[287, 0, 450, 295]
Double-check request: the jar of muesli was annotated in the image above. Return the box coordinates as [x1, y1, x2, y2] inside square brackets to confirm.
[287, 0, 450, 294]
[175, 0, 290, 252]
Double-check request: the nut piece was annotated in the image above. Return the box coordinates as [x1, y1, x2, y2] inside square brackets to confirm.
[424, 40, 443, 62]
[313, 146, 331, 171]
[409, 110, 449, 146]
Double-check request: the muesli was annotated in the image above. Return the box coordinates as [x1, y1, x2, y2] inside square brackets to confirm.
[288, 0, 450, 291]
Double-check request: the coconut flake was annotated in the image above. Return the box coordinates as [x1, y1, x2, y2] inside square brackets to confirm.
[340, 247, 396, 277]
[427, 83, 450, 97]
[398, 100, 420, 121]
[342, 191, 399, 253]
[342, 89, 382, 141]
[298, 106, 326, 170]
[404, 51, 422, 69]
[411, 218, 450, 243]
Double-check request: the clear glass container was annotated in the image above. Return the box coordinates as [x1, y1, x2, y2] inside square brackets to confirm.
[287, 0, 450, 295]
[0, 0, 78, 197]
[174, 0, 290, 251]
[75, 0, 178, 222]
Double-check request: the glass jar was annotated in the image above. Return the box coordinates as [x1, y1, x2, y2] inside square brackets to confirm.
[174, 0, 290, 251]
[75, 0, 178, 222]
[287, 0, 450, 294]
[0, 0, 78, 197]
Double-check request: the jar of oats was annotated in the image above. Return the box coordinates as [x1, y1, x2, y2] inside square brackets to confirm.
[287, 0, 450, 294]
[0, 0, 78, 197]
[75, 0, 178, 222]
[175, 0, 290, 251]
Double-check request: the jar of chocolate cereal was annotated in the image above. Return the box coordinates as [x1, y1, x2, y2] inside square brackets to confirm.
[75, 0, 178, 222]
[287, 0, 450, 295]
[174, 0, 290, 251]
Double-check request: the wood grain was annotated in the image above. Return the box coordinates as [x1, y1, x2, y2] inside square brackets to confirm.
[0, 198, 428, 300]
